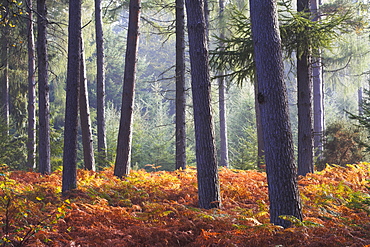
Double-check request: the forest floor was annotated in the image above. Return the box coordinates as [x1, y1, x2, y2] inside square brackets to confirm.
[1, 163, 370, 246]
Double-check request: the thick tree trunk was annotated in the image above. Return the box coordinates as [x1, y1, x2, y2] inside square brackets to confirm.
[114, 0, 141, 178]
[185, 0, 221, 209]
[27, 0, 36, 170]
[218, 0, 229, 168]
[62, 0, 81, 193]
[297, 0, 314, 176]
[249, 0, 302, 228]
[37, 0, 51, 174]
[95, 0, 107, 165]
[79, 38, 95, 171]
[175, 0, 187, 170]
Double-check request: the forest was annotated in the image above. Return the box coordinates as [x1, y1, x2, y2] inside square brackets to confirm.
[1, 0, 370, 245]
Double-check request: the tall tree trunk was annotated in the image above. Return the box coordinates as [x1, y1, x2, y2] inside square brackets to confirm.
[95, 0, 107, 165]
[313, 57, 324, 163]
[297, 52, 314, 176]
[254, 81, 265, 169]
[37, 0, 51, 174]
[358, 87, 363, 115]
[249, 0, 303, 228]
[114, 0, 141, 178]
[185, 0, 221, 209]
[1, 30, 9, 135]
[62, 0, 81, 193]
[311, 0, 324, 164]
[79, 37, 95, 171]
[218, 78, 229, 167]
[175, 0, 186, 170]
[297, 0, 314, 176]
[27, 0, 36, 170]
[218, 0, 229, 168]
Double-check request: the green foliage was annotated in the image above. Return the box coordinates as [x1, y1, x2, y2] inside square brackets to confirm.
[0, 122, 26, 169]
[131, 81, 176, 171]
[0, 0, 25, 28]
[209, 6, 254, 86]
[279, 0, 356, 59]
[320, 120, 369, 170]
[210, 0, 362, 84]
[225, 86, 259, 170]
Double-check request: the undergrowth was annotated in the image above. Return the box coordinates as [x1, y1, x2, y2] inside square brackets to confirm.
[0, 163, 370, 246]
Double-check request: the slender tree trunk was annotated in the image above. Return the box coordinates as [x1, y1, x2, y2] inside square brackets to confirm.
[95, 0, 107, 165]
[62, 0, 81, 193]
[1, 30, 9, 135]
[185, 0, 221, 209]
[297, 52, 314, 176]
[79, 38, 95, 171]
[37, 0, 51, 174]
[175, 0, 187, 170]
[249, 0, 302, 228]
[254, 81, 265, 169]
[114, 0, 141, 178]
[297, 0, 314, 176]
[313, 57, 324, 163]
[358, 87, 363, 115]
[27, 0, 36, 170]
[218, 79, 229, 167]
[311, 0, 324, 164]
[218, 0, 229, 168]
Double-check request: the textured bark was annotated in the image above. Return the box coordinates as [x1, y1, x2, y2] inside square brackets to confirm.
[249, 0, 302, 227]
[218, 0, 229, 168]
[254, 82, 265, 169]
[185, 0, 221, 209]
[114, 0, 141, 178]
[311, 0, 324, 163]
[80, 38, 95, 171]
[218, 78, 229, 167]
[62, 0, 81, 193]
[37, 0, 51, 174]
[95, 0, 107, 165]
[297, 0, 314, 176]
[175, 0, 187, 170]
[27, 0, 36, 169]
[313, 57, 324, 162]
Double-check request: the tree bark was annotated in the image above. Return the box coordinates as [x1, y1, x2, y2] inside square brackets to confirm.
[175, 0, 187, 170]
[358, 87, 363, 115]
[1, 30, 9, 135]
[254, 81, 265, 169]
[62, 0, 81, 193]
[249, 0, 302, 228]
[185, 0, 221, 209]
[95, 0, 107, 165]
[79, 37, 95, 171]
[37, 0, 51, 174]
[218, 0, 229, 168]
[313, 57, 324, 164]
[297, 0, 314, 176]
[311, 0, 324, 164]
[114, 0, 141, 178]
[27, 0, 36, 170]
